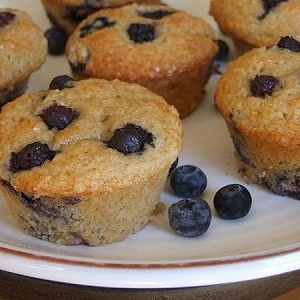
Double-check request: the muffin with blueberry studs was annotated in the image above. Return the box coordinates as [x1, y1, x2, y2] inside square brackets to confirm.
[0, 76, 182, 246]
[0, 8, 47, 107]
[41, 0, 161, 37]
[65, 3, 218, 118]
[210, 0, 300, 54]
[215, 36, 300, 199]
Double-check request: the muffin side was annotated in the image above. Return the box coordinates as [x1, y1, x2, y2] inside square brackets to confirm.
[215, 39, 300, 199]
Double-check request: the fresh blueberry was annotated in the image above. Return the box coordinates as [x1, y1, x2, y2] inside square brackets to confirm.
[277, 36, 300, 52]
[170, 165, 207, 198]
[44, 26, 67, 55]
[10, 142, 57, 172]
[40, 104, 79, 130]
[127, 23, 155, 44]
[250, 75, 280, 98]
[168, 198, 212, 237]
[215, 39, 229, 61]
[106, 123, 154, 155]
[213, 184, 252, 219]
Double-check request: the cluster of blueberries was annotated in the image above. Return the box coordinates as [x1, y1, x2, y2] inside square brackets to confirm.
[168, 163, 252, 238]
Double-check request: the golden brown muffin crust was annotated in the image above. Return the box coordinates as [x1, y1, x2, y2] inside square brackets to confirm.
[0, 8, 47, 90]
[0, 78, 182, 198]
[66, 3, 217, 83]
[210, 0, 300, 47]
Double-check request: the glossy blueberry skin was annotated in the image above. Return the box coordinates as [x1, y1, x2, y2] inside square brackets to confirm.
[170, 165, 207, 198]
[44, 26, 67, 55]
[215, 39, 229, 61]
[168, 198, 212, 237]
[213, 184, 252, 219]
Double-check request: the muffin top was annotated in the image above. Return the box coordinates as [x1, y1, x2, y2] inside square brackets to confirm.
[210, 0, 300, 47]
[215, 36, 300, 144]
[66, 3, 217, 83]
[0, 77, 182, 197]
[0, 8, 47, 90]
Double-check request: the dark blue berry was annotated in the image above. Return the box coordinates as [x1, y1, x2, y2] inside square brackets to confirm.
[10, 142, 56, 172]
[168, 198, 212, 237]
[44, 26, 67, 55]
[250, 75, 280, 98]
[170, 165, 207, 198]
[127, 23, 155, 44]
[106, 123, 154, 155]
[277, 36, 300, 52]
[215, 39, 229, 61]
[213, 184, 252, 219]
[0, 12, 15, 27]
[49, 75, 75, 90]
[139, 10, 174, 20]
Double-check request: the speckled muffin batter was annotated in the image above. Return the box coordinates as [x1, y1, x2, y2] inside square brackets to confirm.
[215, 36, 300, 199]
[66, 3, 218, 118]
[210, 0, 300, 53]
[0, 76, 182, 246]
[0, 8, 47, 107]
[41, 0, 161, 36]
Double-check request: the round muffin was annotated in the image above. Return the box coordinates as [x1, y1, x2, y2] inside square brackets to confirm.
[0, 8, 47, 107]
[0, 76, 182, 246]
[41, 0, 161, 36]
[65, 3, 218, 118]
[215, 36, 300, 199]
[210, 0, 300, 53]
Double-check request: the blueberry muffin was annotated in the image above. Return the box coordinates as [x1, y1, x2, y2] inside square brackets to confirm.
[0, 76, 182, 246]
[210, 0, 300, 54]
[41, 0, 161, 36]
[0, 8, 47, 107]
[65, 3, 218, 118]
[215, 36, 300, 199]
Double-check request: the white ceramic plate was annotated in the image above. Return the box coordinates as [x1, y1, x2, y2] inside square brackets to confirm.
[0, 0, 299, 289]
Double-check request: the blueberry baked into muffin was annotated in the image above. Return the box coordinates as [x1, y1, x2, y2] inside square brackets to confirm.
[66, 3, 218, 118]
[210, 0, 300, 53]
[41, 0, 161, 37]
[0, 8, 47, 107]
[0, 76, 182, 245]
[215, 36, 300, 199]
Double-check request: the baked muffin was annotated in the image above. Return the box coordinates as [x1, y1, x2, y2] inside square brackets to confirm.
[65, 3, 218, 118]
[215, 36, 300, 199]
[0, 76, 182, 246]
[0, 8, 47, 107]
[41, 0, 161, 36]
[210, 0, 300, 54]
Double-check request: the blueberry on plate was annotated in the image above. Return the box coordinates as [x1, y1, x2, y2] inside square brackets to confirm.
[168, 198, 212, 237]
[215, 39, 229, 61]
[44, 26, 67, 55]
[213, 184, 252, 219]
[170, 165, 207, 198]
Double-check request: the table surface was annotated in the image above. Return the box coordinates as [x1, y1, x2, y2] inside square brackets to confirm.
[0, 269, 299, 300]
